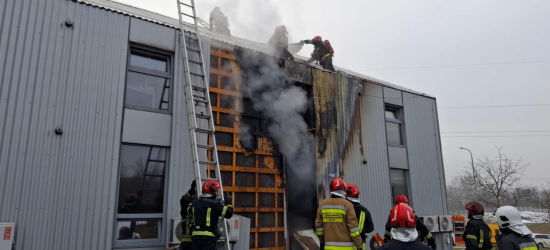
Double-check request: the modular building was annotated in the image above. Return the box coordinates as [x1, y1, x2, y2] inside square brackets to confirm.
[0, 0, 450, 249]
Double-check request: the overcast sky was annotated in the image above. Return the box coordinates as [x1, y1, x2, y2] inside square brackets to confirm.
[116, 0, 550, 186]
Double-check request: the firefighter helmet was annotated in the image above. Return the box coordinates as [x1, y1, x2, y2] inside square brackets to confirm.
[345, 184, 360, 198]
[465, 201, 484, 216]
[396, 194, 409, 205]
[495, 205, 532, 235]
[390, 203, 417, 228]
[125, 193, 138, 202]
[202, 180, 221, 194]
[329, 178, 346, 192]
[278, 25, 288, 34]
[313, 36, 323, 41]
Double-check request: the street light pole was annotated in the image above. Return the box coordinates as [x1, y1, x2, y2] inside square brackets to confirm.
[460, 147, 475, 186]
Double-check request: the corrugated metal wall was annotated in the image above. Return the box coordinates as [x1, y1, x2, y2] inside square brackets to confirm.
[343, 82, 393, 237]
[0, 0, 129, 250]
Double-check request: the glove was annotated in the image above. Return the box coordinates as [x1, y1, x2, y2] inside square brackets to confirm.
[427, 237, 436, 250]
[224, 192, 233, 206]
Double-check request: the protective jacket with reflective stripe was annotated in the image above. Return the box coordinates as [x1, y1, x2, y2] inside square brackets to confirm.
[179, 189, 195, 247]
[498, 232, 537, 250]
[351, 201, 374, 244]
[315, 197, 363, 250]
[464, 218, 493, 250]
[379, 239, 433, 250]
[187, 197, 233, 240]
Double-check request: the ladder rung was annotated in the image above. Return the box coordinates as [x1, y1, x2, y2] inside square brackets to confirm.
[192, 85, 206, 92]
[195, 128, 214, 134]
[193, 97, 208, 104]
[196, 114, 211, 119]
[185, 36, 199, 41]
[180, 3, 194, 8]
[187, 59, 203, 65]
[199, 160, 217, 165]
[190, 72, 205, 77]
[181, 13, 195, 19]
[186, 47, 201, 53]
[197, 144, 214, 149]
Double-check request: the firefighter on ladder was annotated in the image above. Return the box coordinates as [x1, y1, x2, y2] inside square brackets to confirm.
[315, 178, 363, 250]
[179, 180, 197, 249]
[345, 184, 374, 250]
[384, 195, 436, 249]
[187, 180, 233, 250]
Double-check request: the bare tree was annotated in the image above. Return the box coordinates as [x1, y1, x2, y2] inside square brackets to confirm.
[462, 147, 529, 208]
[538, 182, 550, 214]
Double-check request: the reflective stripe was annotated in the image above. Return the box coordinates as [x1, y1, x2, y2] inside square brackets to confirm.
[206, 208, 211, 227]
[427, 232, 433, 239]
[192, 230, 215, 237]
[181, 238, 192, 242]
[478, 230, 484, 248]
[350, 231, 360, 237]
[326, 242, 355, 246]
[324, 246, 355, 250]
[221, 205, 231, 217]
[466, 235, 477, 240]
[316, 228, 324, 232]
[358, 211, 365, 233]
[385, 230, 391, 236]
[322, 209, 347, 215]
[316, 228, 325, 235]
[520, 242, 538, 250]
[322, 53, 331, 61]
[316, 231, 324, 236]
[349, 227, 359, 233]
[322, 205, 348, 211]
[185, 192, 192, 198]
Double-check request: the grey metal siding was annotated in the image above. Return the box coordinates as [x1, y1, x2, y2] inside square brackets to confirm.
[0, 0, 129, 249]
[343, 82, 393, 237]
[403, 93, 448, 216]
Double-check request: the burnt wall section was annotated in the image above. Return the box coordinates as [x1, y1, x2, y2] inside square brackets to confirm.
[313, 70, 363, 200]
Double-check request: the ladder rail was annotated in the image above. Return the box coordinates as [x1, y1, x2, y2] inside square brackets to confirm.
[176, 1, 231, 249]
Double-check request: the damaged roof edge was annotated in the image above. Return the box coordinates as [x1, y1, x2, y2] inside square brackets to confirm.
[75, 0, 435, 99]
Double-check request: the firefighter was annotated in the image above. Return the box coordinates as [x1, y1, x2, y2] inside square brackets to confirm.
[463, 202, 492, 250]
[495, 206, 536, 250]
[187, 180, 233, 250]
[379, 203, 432, 250]
[315, 178, 363, 250]
[268, 25, 294, 61]
[384, 195, 436, 249]
[179, 180, 197, 249]
[209, 7, 230, 36]
[300, 36, 336, 72]
[345, 184, 374, 250]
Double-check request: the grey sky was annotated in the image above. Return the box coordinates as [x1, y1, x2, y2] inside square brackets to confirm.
[116, 0, 550, 186]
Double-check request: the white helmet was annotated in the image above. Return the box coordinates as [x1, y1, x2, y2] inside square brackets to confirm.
[494, 206, 532, 236]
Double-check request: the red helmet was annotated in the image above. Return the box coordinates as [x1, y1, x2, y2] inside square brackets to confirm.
[390, 203, 417, 228]
[202, 180, 221, 194]
[313, 36, 322, 41]
[329, 178, 346, 192]
[465, 201, 484, 216]
[396, 195, 409, 205]
[125, 193, 137, 202]
[346, 184, 360, 198]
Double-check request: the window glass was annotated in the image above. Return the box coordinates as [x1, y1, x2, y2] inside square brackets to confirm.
[125, 72, 169, 110]
[386, 122, 402, 145]
[116, 220, 160, 240]
[130, 53, 167, 72]
[385, 110, 398, 119]
[118, 145, 168, 214]
[390, 169, 408, 203]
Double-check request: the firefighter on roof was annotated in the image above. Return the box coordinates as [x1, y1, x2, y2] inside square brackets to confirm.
[384, 195, 436, 249]
[315, 178, 363, 250]
[209, 7, 230, 36]
[463, 202, 493, 250]
[379, 203, 433, 250]
[187, 180, 233, 250]
[495, 206, 536, 250]
[345, 184, 375, 250]
[301, 36, 336, 72]
[268, 25, 294, 61]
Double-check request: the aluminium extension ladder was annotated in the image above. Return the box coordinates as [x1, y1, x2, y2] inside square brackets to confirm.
[176, 0, 231, 249]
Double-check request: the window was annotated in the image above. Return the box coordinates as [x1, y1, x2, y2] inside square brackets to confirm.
[390, 169, 409, 203]
[126, 48, 172, 112]
[385, 107, 403, 146]
[115, 144, 169, 246]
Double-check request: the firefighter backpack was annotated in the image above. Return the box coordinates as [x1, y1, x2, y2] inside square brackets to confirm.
[324, 40, 334, 56]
